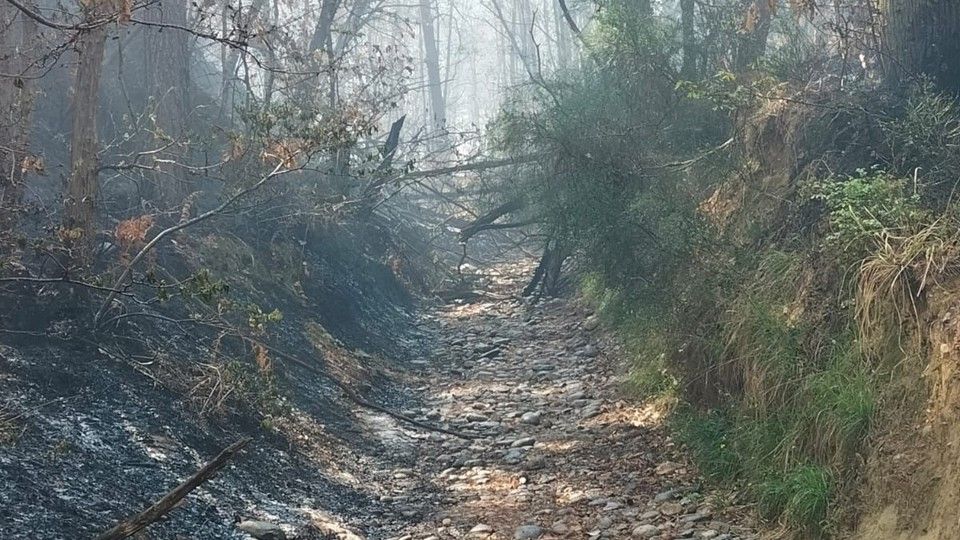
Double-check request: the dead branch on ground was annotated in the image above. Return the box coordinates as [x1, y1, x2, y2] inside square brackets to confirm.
[96, 438, 251, 540]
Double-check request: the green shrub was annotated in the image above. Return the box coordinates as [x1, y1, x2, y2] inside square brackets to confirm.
[582, 273, 680, 398]
[801, 335, 874, 464]
[808, 167, 929, 257]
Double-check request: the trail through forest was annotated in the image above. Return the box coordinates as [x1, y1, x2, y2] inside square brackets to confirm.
[372, 262, 759, 540]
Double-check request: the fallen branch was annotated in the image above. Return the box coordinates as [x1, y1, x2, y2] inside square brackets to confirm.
[363, 154, 543, 202]
[651, 138, 734, 170]
[457, 199, 527, 242]
[96, 438, 251, 540]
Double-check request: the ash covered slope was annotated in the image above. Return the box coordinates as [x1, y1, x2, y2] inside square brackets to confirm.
[0, 219, 433, 539]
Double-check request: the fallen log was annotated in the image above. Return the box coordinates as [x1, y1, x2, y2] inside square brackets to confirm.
[96, 438, 251, 540]
[457, 199, 526, 243]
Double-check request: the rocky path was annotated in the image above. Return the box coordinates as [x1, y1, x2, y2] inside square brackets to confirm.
[367, 264, 759, 540]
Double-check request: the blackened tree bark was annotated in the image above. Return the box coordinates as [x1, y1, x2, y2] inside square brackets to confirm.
[523, 239, 567, 298]
[310, 0, 342, 107]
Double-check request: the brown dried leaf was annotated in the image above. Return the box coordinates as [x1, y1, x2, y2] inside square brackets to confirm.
[115, 214, 154, 250]
[223, 135, 246, 162]
[57, 227, 84, 243]
[20, 155, 44, 175]
[261, 139, 305, 169]
[254, 344, 272, 375]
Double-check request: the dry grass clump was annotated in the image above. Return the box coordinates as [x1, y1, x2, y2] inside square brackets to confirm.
[856, 219, 960, 359]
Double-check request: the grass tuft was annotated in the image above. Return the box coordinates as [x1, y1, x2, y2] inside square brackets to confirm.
[783, 465, 833, 532]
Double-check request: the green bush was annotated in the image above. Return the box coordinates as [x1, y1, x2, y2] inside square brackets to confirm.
[808, 167, 929, 257]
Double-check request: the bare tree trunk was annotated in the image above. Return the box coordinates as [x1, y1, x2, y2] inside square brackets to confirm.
[443, 0, 456, 119]
[64, 11, 108, 255]
[679, 0, 697, 79]
[498, 20, 509, 88]
[309, 0, 341, 53]
[492, 0, 537, 83]
[419, 0, 445, 134]
[470, 53, 481, 123]
[523, 239, 567, 298]
[334, 0, 374, 56]
[310, 0, 341, 107]
[144, 0, 192, 207]
[219, 0, 269, 121]
[554, 0, 570, 70]
[0, 2, 36, 214]
[219, 0, 238, 120]
[879, 0, 960, 93]
[517, 0, 533, 70]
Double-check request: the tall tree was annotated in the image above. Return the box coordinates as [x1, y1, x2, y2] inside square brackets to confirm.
[219, 0, 269, 120]
[553, 0, 571, 71]
[0, 2, 37, 213]
[64, 8, 109, 254]
[143, 0, 193, 207]
[679, 0, 697, 79]
[879, 0, 960, 93]
[309, 0, 341, 106]
[419, 0, 445, 133]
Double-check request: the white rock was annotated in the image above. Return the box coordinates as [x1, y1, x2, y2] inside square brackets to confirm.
[654, 461, 681, 475]
[583, 317, 601, 331]
[510, 437, 536, 448]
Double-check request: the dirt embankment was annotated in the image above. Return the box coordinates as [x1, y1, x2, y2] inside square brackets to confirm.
[695, 90, 960, 538]
[854, 280, 960, 540]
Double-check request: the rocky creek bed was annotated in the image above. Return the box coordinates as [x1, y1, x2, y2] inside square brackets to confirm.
[380, 263, 759, 540]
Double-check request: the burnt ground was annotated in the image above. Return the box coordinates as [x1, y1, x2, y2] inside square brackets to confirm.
[0, 255, 760, 540]
[0, 220, 433, 539]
